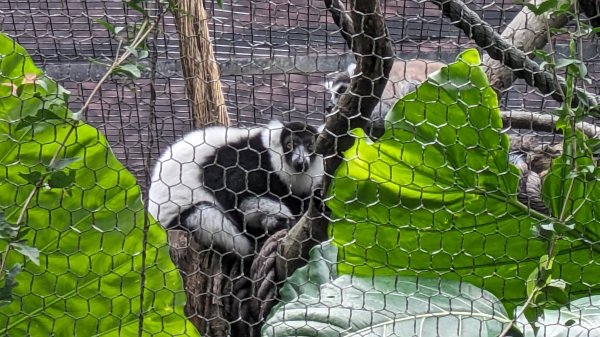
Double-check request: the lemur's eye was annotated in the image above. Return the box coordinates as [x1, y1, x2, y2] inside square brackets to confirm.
[286, 142, 293, 150]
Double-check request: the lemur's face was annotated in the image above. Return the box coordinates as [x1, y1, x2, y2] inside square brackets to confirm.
[281, 123, 318, 173]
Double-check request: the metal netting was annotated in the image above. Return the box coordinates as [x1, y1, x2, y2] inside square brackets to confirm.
[1, 0, 600, 336]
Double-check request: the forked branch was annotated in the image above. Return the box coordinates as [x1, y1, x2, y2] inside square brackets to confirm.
[247, 1, 394, 328]
[431, 0, 600, 114]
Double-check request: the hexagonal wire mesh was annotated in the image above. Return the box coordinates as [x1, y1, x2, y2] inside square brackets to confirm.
[1, 0, 600, 336]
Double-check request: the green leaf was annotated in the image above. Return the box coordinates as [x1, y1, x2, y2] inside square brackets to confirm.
[10, 241, 39, 265]
[265, 243, 510, 337]
[0, 34, 42, 81]
[113, 63, 142, 79]
[525, 0, 559, 15]
[46, 170, 76, 189]
[0, 32, 199, 336]
[95, 19, 116, 35]
[17, 171, 42, 185]
[555, 58, 587, 78]
[327, 49, 600, 306]
[15, 108, 64, 131]
[542, 130, 599, 236]
[124, 46, 139, 58]
[0, 35, 71, 126]
[0, 214, 17, 239]
[0, 264, 21, 305]
[138, 49, 149, 60]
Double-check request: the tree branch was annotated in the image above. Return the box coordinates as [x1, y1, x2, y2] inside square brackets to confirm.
[482, 0, 571, 95]
[323, 0, 354, 50]
[274, 0, 394, 281]
[502, 110, 600, 138]
[430, 0, 600, 115]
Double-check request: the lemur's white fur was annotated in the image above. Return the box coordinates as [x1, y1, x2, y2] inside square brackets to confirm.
[148, 120, 324, 256]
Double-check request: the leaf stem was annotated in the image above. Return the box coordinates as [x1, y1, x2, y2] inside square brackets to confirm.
[499, 283, 541, 337]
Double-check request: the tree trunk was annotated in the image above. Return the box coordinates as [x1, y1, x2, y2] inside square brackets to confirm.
[171, 1, 238, 336]
[175, 0, 229, 128]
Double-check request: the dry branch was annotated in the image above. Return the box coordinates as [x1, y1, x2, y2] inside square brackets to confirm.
[169, 1, 237, 336]
[502, 110, 600, 138]
[275, 0, 394, 280]
[241, 0, 395, 331]
[174, 0, 229, 127]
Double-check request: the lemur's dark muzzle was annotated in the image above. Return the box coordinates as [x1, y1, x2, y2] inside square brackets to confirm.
[292, 145, 310, 172]
[325, 101, 334, 113]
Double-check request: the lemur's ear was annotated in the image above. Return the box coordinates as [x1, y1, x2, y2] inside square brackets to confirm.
[317, 123, 326, 133]
[346, 63, 357, 76]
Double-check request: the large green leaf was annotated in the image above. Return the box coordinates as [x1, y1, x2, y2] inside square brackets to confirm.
[327, 49, 600, 306]
[264, 243, 510, 337]
[0, 33, 199, 336]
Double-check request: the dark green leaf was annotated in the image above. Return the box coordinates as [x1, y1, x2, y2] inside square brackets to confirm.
[166, 0, 178, 12]
[523, 306, 541, 333]
[10, 241, 39, 265]
[0, 214, 17, 239]
[46, 170, 76, 189]
[17, 171, 43, 185]
[113, 63, 142, 79]
[125, 0, 145, 14]
[539, 282, 570, 308]
[15, 105, 62, 131]
[525, 0, 559, 15]
[216, 0, 224, 8]
[94, 19, 116, 35]
[15, 228, 30, 240]
[0, 264, 21, 305]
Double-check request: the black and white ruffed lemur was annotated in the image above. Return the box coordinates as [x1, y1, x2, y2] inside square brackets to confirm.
[148, 120, 324, 257]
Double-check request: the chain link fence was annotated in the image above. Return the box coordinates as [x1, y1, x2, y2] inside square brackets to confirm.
[1, 0, 600, 336]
